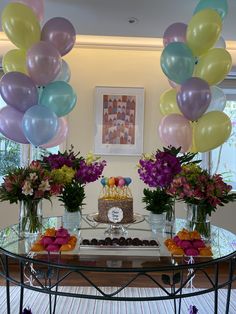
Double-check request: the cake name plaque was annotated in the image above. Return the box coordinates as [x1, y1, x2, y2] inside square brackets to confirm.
[108, 207, 123, 223]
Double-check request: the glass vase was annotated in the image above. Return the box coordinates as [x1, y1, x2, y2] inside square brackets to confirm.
[186, 203, 211, 241]
[63, 209, 82, 232]
[19, 199, 43, 237]
[149, 212, 166, 234]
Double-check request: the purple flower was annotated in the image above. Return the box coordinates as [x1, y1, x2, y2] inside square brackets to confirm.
[138, 151, 181, 188]
[188, 305, 198, 314]
[76, 160, 106, 184]
[43, 153, 75, 169]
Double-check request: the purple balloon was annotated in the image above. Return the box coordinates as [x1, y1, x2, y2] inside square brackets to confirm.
[0, 106, 29, 143]
[177, 77, 211, 121]
[0, 72, 38, 113]
[163, 23, 187, 47]
[27, 41, 62, 86]
[41, 17, 76, 56]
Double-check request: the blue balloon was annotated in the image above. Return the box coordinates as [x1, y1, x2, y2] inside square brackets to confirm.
[193, 0, 228, 20]
[53, 60, 71, 82]
[161, 42, 195, 84]
[22, 105, 58, 146]
[40, 81, 77, 117]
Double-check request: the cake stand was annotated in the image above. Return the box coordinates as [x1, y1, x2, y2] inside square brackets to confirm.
[86, 213, 144, 237]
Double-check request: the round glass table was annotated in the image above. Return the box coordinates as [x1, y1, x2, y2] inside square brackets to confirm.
[0, 215, 236, 314]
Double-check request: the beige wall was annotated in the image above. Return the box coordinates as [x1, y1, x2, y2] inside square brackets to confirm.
[0, 44, 236, 233]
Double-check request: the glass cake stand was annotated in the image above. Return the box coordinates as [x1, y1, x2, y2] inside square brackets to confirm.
[86, 213, 144, 237]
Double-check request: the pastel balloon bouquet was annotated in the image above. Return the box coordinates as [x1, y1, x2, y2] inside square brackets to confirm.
[0, 0, 76, 147]
[158, 0, 232, 153]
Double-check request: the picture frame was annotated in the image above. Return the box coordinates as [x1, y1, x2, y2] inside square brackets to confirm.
[94, 86, 144, 156]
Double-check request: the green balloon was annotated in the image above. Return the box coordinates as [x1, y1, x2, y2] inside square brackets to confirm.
[193, 0, 228, 20]
[161, 42, 195, 85]
[40, 81, 77, 117]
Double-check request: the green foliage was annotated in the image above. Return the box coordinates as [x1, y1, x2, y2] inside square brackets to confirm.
[142, 188, 174, 214]
[58, 180, 85, 212]
[161, 146, 201, 165]
[0, 137, 20, 176]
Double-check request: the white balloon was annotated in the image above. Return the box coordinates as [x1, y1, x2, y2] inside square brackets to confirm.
[206, 86, 226, 113]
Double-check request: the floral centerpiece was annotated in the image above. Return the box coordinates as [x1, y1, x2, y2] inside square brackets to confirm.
[42, 147, 106, 230]
[0, 161, 61, 234]
[168, 163, 236, 239]
[138, 146, 198, 229]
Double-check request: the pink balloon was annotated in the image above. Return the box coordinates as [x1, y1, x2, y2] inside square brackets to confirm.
[40, 117, 68, 148]
[41, 17, 76, 56]
[158, 114, 192, 152]
[163, 23, 187, 47]
[27, 41, 62, 86]
[11, 0, 44, 22]
[0, 106, 29, 144]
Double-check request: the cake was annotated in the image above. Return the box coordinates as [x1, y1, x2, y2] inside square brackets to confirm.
[98, 176, 134, 224]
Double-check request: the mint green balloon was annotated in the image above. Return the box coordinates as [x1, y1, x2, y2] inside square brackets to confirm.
[40, 81, 77, 117]
[193, 0, 228, 20]
[161, 42, 195, 84]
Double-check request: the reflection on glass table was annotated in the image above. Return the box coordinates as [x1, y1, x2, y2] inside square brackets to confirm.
[0, 215, 236, 314]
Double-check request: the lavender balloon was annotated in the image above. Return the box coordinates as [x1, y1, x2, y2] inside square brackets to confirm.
[177, 77, 211, 121]
[27, 41, 62, 86]
[0, 72, 38, 113]
[163, 23, 187, 47]
[41, 17, 76, 56]
[0, 106, 29, 144]
[40, 117, 68, 148]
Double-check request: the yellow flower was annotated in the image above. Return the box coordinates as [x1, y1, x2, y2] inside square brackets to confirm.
[85, 151, 100, 165]
[51, 166, 75, 184]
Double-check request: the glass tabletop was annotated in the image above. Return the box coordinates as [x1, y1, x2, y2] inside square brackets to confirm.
[0, 215, 236, 270]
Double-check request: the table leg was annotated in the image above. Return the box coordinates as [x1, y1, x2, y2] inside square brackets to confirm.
[5, 255, 10, 314]
[19, 261, 24, 314]
[225, 258, 234, 314]
[214, 263, 219, 314]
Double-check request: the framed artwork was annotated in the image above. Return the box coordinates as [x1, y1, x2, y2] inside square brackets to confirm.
[94, 86, 144, 156]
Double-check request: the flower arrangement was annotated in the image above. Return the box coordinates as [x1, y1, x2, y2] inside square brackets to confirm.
[0, 160, 61, 204]
[0, 160, 62, 234]
[42, 147, 106, 212]
[168, 163, 236, 216]
[138, 146, 198, 215]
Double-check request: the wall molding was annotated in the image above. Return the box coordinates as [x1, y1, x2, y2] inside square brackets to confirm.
[0, 32, 236, 53]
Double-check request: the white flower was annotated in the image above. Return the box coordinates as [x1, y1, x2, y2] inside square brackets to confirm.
[39, 180, 51, 192]
[22, 181, 33, 196]
[29, 172, 38, 181]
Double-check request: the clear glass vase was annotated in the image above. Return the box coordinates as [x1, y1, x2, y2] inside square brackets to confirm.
[149, 212, 166, 234]
[19, 199, 43, 237]
[63, 210, 82, 232]
[186, 203, 211, 241]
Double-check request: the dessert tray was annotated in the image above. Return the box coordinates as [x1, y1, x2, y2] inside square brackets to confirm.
[79, 236, 160, 256]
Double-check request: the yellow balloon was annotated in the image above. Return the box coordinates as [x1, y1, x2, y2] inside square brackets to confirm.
[1, 3, 41, 50]
[159, 89, 181, 115]
[187, 9, 222, 56]
[194, 48, 232, 85]
[2, 49, 27, 74]
[194, 111, 232, 152]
